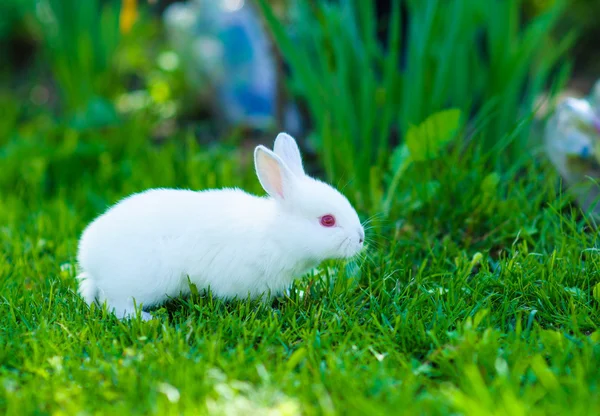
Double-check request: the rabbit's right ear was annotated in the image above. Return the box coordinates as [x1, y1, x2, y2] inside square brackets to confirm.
[254, 145, 296, 200]
[273, 133, 305, 176]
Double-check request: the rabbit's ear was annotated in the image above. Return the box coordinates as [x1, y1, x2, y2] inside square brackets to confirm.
[254, 145, 295, 200]
[273, 132, 304, 176]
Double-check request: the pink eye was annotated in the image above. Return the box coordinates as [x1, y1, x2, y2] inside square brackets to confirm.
[320, 214, 336, 227]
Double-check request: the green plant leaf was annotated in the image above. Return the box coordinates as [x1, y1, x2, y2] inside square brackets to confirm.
[405, 109, 462, 161]
[390, 143, 411, 173]
[481, 172, 501, 195]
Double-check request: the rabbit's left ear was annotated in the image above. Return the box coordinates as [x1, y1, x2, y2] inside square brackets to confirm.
[254, 145, 296, 200]
[273, 133, 305, 176]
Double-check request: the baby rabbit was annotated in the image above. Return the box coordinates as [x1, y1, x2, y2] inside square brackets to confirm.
[76, 133, 365, 320]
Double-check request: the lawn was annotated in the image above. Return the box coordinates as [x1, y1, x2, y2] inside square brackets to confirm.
[1, 116, 599, 415]
[2, 0, 600, 415]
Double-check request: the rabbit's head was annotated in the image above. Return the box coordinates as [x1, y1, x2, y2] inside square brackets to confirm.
[254, 133, 364, 262]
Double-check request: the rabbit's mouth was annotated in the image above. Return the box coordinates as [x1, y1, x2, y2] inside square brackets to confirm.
[338, 236, 363, 259]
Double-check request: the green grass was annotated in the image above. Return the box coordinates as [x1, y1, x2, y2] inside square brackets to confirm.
[1, 114, 600, 415]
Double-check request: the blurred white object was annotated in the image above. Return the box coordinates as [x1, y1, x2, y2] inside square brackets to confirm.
[545, 81, 600, 216]
[164, 0, 277, 129]
[549, 98, 597, 158]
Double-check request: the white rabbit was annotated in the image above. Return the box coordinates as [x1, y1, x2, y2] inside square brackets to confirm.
[76, 133, 365, 320]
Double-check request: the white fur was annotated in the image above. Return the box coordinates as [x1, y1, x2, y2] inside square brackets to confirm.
[76, 133, 364, 320]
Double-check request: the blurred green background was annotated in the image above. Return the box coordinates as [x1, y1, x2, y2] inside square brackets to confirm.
[1, 0, 598, 213]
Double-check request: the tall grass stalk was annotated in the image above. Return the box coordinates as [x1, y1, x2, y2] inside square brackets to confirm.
[258, 0, 574, 212]
[35, 0, 122, 114]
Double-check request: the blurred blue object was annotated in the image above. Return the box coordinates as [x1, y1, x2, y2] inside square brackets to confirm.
[164, 0, 277, 129]
[545, 80, 600, 217]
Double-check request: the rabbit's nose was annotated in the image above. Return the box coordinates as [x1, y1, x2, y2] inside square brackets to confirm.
[358, 228, 365, 244]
